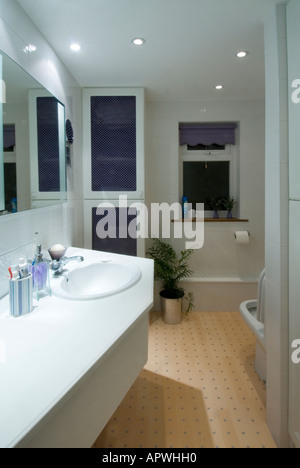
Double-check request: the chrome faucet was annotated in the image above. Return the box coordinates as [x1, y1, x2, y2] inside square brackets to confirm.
[51, 256, 84, 275]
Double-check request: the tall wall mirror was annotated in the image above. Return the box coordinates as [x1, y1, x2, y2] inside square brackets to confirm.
[0, 50, 67, 215]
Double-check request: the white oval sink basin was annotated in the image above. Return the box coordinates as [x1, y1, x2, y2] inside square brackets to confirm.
[52, 261, 141, 300]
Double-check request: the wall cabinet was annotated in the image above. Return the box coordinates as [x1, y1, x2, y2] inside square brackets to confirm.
[84, 200, 145, 257]
[288, 1, 300, 201]
[82, 88, 145, 256]
[83, 88, 145, 200]
[288, 0, 300, 448]
[289, 201, 300, 448]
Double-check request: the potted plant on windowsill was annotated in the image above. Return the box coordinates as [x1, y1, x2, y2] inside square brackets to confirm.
[207, 197, 223, 219]
[146, 238, 194, 325]
[223, 197, 237, 219]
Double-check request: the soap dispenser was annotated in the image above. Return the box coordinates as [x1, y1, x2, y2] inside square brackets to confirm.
[31, 245, 51, 299]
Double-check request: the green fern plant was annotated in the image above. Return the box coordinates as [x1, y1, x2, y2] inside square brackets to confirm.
[147, 238, 195, 313]
[223, 197, 237, 211]
[206, 196, 223, 211]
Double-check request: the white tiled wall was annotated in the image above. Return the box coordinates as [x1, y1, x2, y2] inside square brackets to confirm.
[264, 3, 289, 448]
[0, 0, 82, 298]
[0, 204, 73, 298]
[145, 99, 265, 281]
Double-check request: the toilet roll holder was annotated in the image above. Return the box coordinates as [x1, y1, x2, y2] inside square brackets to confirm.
[234, 231, 250, 239]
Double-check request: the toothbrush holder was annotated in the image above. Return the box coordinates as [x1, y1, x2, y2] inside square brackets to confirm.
[9, 274, 33, 317]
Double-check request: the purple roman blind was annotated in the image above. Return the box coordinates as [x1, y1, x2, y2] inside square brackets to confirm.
[91, 95, 137, 192]
[37, 97, 60, 192]
[179, 123, 237, 146]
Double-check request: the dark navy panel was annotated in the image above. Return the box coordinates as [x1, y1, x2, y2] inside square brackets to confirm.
[92, 207, 137, 256]
[37, 97, 60, 192]
[3, 124, 15, 151]
[4, 163, 16, 211]
[91, 96, 137, 192]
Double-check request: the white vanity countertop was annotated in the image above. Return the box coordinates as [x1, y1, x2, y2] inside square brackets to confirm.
[0, 247, 154, 448]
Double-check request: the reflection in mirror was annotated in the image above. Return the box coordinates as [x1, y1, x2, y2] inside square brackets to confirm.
[29, 90, 66, 208]
[65, 119, 74, 166]
[0, 51, 67, 215]
[0, 54, 4, 211]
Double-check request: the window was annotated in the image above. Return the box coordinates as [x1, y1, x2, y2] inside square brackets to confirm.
[187, 143, 225, 151]
[179, 122, 238, 214]
[183, 161, 230, 210]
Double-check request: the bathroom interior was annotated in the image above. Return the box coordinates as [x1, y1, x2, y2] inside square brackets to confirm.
[0, 0, 299, 449]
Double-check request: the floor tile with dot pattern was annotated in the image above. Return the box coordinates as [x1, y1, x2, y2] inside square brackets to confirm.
[92, 311, 276, 449]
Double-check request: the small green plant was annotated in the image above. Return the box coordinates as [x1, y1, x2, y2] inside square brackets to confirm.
[206, 196, 223, 211]
[146, 238, 195, 313]
[223, 197, 237, 211]
[183, 292, 195, 314]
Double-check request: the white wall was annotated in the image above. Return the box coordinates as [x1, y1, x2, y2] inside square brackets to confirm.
[287, 0, 300, 448]
[146, 100, 265, 282]
[264, 3, 289, 448]
[0, 0, 82, 298]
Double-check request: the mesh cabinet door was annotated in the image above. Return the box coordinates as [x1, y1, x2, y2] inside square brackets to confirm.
[91, 96, 137, 193]
[84, 200, 145, 257]
[83, 88, 145, 200]
[36, 97, 60, 192]
[92, 206, 137, 257]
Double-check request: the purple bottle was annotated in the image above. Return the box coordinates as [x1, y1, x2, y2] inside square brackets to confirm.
[31, 245, 50, 294]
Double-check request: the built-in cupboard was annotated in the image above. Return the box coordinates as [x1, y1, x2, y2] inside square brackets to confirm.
[82, 88, 145, 256]
[287, 0, 300, 448]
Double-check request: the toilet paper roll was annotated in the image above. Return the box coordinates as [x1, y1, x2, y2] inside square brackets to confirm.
[234, 231, 250, 244]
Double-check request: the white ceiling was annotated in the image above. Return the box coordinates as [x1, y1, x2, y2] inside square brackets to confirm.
[17, 0, 285, 102]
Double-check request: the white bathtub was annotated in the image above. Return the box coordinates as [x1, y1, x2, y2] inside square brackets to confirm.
[154, 278, 258, 312]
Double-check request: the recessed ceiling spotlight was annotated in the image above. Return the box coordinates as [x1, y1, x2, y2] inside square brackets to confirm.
[215, 85, 224, 90]
[70, 43, 81, 52]
[236, 51, 249, 58]
[24, 44, 37, 53]
[131, 37, 145, 46]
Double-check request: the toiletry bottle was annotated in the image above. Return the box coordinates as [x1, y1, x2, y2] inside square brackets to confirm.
[31, 245, 51, 297]
[11, 197, 17, 213]
[182, 196, 188, 219]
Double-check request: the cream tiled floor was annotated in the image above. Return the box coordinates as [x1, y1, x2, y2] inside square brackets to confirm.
[93, 311, 277, 449]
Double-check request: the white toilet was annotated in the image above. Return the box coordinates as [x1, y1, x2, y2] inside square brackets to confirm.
[239, 269, 266, 382]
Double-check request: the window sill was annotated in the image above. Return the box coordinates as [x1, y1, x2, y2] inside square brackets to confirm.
[172, 218, 249, 223]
